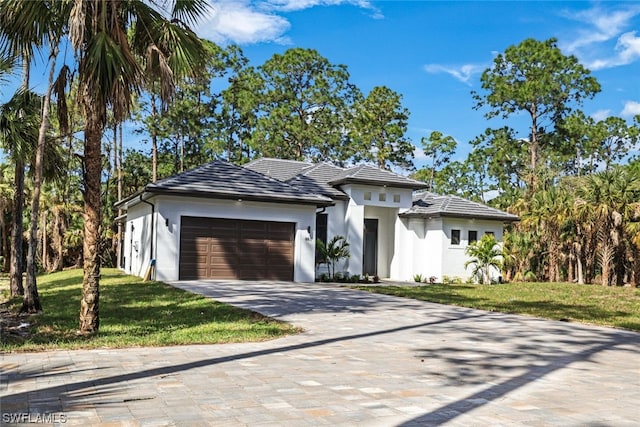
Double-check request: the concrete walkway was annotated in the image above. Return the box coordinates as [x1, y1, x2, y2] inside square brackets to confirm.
[1, 280, 639, 426]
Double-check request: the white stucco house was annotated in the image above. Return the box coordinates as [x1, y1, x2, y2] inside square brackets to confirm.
[116, 158, 518, 283]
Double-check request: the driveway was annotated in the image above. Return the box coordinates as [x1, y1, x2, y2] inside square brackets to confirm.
[1, 280, 639, 426]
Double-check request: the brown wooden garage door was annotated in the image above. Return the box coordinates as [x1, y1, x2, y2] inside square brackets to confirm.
[179, 216, 295, 280]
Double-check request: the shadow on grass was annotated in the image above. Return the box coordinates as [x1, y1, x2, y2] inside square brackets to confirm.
[356, 284, 640, 331]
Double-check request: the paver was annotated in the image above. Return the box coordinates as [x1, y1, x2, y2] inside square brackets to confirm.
[1, 280, 639, 426]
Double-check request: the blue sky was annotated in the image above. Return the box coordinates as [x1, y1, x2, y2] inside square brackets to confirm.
[3, 1, 640, 170]
[191, 0, 640, 168]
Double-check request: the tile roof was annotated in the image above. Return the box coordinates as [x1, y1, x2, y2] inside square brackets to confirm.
[142, 160, 333, 206]
[328, 164, 428, 190]
[400, 191, 519, 222]
[244, 158, 312, 181]
[285, 163, 350, 200]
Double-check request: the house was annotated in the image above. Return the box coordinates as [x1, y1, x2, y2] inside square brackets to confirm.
[116, 158, 518, 283]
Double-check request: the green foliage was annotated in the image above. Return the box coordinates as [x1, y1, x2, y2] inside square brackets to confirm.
[349, 86, 414, 170]
[473, 37, 601, 190]
[413, 273, 424, 283]
[413, 131, 457, 190]
[465, 234, 503, 284]
[242, 48, 360, 162]
[316, 235, 350, 279]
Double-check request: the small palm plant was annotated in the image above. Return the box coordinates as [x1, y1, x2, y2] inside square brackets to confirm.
[316, 235, 350, 279]
[465, 234, 503, 285]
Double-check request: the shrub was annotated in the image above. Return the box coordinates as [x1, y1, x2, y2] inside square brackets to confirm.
[413, 273, 424, 283]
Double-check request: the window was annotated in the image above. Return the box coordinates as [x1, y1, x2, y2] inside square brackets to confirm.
[364, 191, 372, 201]
[393, 194, 401, 203]
[468, 230, 478, 244]
[485, 231, 495, 237]
[451, 229, 461, 245]
[379, 193, 387, 202]
[315, 213, 328, 263]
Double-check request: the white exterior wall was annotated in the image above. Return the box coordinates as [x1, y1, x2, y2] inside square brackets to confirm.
[123, 195, 318, 282]
[344, 198, 364, 276]
[122, 202, 154, 278]
[391, 217, 444, 282]
[440, 217, 505, 281]
[339, 184, 413, 278]
[390, 216, 506, 283]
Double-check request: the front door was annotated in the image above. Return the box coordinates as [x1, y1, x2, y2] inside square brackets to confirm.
[363, 219, 378, 276]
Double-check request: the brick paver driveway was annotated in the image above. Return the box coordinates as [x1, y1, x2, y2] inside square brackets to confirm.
[2, 280, 639, 426]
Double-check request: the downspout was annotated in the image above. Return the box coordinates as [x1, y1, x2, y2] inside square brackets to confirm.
[139, 195, 156, 278]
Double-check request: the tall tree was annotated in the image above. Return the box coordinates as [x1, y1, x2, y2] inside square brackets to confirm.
[472, 38, 600, 191]
[413, 131, 456, 190]
[349, 86, 414, 170]
[241, 48, 361, 162]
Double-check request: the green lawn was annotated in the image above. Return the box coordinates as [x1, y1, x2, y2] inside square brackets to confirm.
[354, 282, 640, 331]
[0, 269, 300, 352]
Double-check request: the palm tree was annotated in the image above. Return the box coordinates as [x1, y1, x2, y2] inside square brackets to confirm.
[316, 235, 350, 279]
[465, 234, 503, 285]
[0, 88, 40, 296]
[66, 0, 208, 333]
[0, 0, 71, 311]
[1, 0, 207, 328]
[576, 168, 639, 286]
[524, 186, 573, 282]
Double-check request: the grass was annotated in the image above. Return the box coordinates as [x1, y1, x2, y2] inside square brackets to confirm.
[0, 269, 300, 352]
[354, 282, 640, 332]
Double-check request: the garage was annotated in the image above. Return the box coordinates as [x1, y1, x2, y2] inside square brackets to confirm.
[179, 216, 295, 280]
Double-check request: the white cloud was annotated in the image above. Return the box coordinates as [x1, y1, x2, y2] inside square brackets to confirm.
[621, 101, 640, 117]
[197, 1, 291, 44]
[562, 5, 640, 70]
[413, 146, 427, 161]
[423, 63, 485, 85]
[196, 0, 381, 44]
[586, 31, 640, 70]
[591, 109, 611, 121]
[564, 6, 640, 52]
[265, 0, 383, 18]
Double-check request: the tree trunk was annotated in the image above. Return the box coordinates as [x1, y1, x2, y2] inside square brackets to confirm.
[567, 248, 575, 283]
[527, 105, 539, 192]
[9, 161, 25, 296]
[548, 235, 559, 283]
[79, 95, 103, 334]
[41, 209, 48, 272]
[151, 94, 158, 182]
[117, 123, 123, 268]
[24, 44, 59, 312]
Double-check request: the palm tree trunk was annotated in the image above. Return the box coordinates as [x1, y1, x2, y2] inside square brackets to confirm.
[9, 160, 25, 296]
[79, 97, 103, 334]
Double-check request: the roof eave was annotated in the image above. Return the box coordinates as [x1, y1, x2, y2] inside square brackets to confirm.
[146, 188, 334, 207]
[400, 212, 519, 222]
[330, 178, 428, 190]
